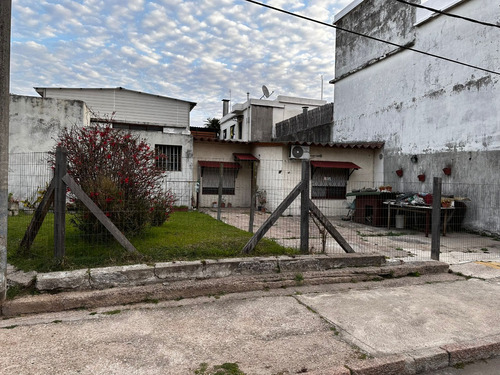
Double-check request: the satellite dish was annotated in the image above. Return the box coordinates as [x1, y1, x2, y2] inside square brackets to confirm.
[260, 85, 274, 99]
[262, 85, 270, 98]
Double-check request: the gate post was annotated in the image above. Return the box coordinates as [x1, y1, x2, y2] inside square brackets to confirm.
[300, 160, 310, 254]
[431, 177, 442, 260]
[217, 162, 223, 221]
[54, 147, 67, 258]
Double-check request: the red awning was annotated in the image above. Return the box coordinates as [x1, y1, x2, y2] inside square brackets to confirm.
[310, 161, 361, 169]
[233, 153, 259, 161]
[198, 161, 241, 169]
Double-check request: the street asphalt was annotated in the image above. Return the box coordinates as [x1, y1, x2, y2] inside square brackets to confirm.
[1, 261, 500, 375]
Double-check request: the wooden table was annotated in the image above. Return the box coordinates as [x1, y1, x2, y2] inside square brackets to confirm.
[383, 200, 455, 237]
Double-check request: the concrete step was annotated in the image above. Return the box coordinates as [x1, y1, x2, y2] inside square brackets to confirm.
[2, 255, 449, 317]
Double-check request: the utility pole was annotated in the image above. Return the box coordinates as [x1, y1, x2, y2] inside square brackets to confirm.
[0, 0, 12, 304]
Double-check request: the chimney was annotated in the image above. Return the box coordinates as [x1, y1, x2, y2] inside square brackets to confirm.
[222, 99, 230, 117]
[302, 107, 309, 129]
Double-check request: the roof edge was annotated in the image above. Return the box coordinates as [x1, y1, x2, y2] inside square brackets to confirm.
[34, 86, 197, 110]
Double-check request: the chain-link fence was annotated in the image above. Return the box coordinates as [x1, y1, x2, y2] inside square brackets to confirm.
[7, 153, 500, 265]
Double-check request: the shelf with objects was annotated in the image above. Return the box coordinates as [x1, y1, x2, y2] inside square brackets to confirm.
[382, 193, 469, 237]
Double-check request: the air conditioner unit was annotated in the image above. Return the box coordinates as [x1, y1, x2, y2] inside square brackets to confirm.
[290, 145, 310, 160]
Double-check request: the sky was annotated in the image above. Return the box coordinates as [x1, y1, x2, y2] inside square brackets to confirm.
[10, 0, 354, 126]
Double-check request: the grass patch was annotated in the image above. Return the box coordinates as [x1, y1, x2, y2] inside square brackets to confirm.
[294, 273, 304, 284]
[330, 326, 340, 336]
[142, 298, 159, 304]
[102, 309, 122, 315]
[8, 211, 298, 273]
[195, 362, 245, 375]
[2, 325, 18, 329]
[6, 283, 39, 300]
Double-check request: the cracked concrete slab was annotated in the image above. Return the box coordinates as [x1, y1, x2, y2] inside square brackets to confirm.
[0, 295, 359, 375]
[296, 279, 500, 356]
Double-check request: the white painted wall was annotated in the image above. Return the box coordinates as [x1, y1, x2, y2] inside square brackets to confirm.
[333, 0, 500, 232]
[8, 95, 90, 201]
[251, 144, 379, 216]
[9, 95, 90, 153]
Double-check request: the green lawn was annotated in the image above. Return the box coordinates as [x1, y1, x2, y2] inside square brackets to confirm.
[8, 211, 298, 273]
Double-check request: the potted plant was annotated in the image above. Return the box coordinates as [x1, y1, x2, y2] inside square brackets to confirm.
[256, 190, 267, 212]
[8, 193, 20, 216]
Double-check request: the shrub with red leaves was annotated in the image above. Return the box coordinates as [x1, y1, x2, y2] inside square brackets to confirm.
[50, 125, 176, 238]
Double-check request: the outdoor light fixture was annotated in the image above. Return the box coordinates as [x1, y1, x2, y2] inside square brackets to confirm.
[396, 169, 403, 177]
[443, 167, 452, 175]
[410, 155, 418, 163]
[418, 174, 426, 182]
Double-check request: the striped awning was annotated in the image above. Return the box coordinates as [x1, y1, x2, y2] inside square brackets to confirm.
[233, 153, 259, 161]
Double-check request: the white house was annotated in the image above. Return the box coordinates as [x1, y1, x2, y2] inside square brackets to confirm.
[331, 0, 500, 233]
[219, 95, 327, 142]
[192, 136, 383, 216]
[34, 87, 197, 207]
[9, 87, 197, 207]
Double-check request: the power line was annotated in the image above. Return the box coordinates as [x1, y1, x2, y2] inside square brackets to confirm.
[395, 0, 500, 29]
[242, 0, 500, 77]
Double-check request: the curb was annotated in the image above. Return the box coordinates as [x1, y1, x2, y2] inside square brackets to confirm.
[22, 253, 389, 293]
[2, 257, 448, 317]
[339, 335, 500, 375]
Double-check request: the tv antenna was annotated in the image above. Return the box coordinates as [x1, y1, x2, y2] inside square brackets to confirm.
[260, 85, 274, 99]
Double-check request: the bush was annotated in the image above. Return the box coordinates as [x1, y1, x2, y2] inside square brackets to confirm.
[50, 125, 176, 238]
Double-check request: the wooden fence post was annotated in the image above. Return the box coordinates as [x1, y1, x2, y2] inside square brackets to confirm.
[300, 160, 310, 254]
[217, 163, 223, 221]
[431, 177, 442, 260]
[249, 161, 257, 233]
[54, 147, 67, 258]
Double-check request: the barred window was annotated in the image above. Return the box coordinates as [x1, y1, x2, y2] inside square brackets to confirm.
[311, 168, 348, 200]
[155, 145, 182, 172]
[202, 168, 236, 195]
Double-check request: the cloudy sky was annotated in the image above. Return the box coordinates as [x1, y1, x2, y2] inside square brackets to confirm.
[10, 0, 355, 126]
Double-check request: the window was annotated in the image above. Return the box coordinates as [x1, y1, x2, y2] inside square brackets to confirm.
[155, 145, 182, 171]
[201, 167, 237, 195]
[223, 129, 227, 139]
[311, 167, 348, 199]
[230, 125, 235, 139]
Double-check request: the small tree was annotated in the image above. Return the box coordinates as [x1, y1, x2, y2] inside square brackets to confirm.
[50, 125, 176, 238]
[204, 117, 221, 137]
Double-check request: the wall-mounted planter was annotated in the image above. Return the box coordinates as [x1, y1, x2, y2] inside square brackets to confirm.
[396, 169, 403, 177]
[443, 167, 452, 176]
[418, 174, 426, 182]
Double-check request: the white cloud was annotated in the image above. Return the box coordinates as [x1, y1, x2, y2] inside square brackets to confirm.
[11, 0, 345, 124]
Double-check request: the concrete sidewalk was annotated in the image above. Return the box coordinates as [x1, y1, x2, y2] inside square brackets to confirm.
[1, 263, 500, 374]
